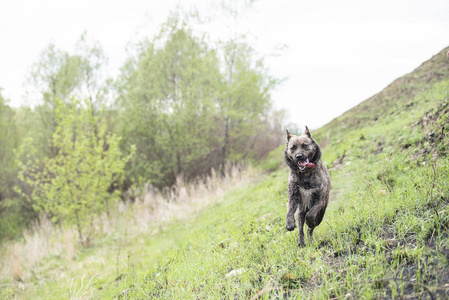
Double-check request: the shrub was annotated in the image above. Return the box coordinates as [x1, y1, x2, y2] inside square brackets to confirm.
[17, 99, 134, 246]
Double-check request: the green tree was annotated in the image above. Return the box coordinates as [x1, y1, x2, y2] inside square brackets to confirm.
[117, 9, 279, 189]
[0, 91, 17, 200]
[215, 0, 278, 175]
[30, 43, 84, 106]
[0, 91, 32, 239]
[118, 16, 222, 188]
[28, 43, 83, 157]
[217, 40, 276, 174]
[17, 98, 133, 245]
[75, 32, 111, 111]
[28, 37, 110, 158]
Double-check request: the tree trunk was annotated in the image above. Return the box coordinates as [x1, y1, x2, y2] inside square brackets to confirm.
[220, 51, 234, 177]
[220, 116, 229, 177]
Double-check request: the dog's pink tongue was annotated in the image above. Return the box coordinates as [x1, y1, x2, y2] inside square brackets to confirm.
[305, 162, 315, 169]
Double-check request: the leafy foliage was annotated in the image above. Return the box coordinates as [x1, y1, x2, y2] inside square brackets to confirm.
[117, 16, 279, 188]
[217, 39, 277, 175]
[0, 93, 17, 200]
[28, 36, 110, 158]
[17, 98, 133, 245]
[0, 92, 30, 239]
[118, 22, 222, 188]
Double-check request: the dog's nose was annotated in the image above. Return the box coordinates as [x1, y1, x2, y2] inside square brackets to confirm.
[295, 153, 304, 160]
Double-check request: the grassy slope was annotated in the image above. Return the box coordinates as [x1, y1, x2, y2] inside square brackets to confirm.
[1, 48, 448, 299]
[120, 47, 449, 299]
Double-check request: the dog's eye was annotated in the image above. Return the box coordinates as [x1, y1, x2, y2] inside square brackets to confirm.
[290, 145, 297, 151]
[301, 144, 309, 149]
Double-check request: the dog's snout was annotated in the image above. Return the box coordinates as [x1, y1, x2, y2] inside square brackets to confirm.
[295, 153, 304, 160]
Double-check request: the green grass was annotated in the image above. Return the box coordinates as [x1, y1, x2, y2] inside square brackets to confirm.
[118, 80, 449, 299]
[0, 211, 193, 299]
[1, 49, 449, 299]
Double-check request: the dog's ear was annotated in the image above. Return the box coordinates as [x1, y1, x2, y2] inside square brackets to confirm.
[311, 143, 322, 164]
[286, 129, 292, 141]
[305, 126, 311, 138]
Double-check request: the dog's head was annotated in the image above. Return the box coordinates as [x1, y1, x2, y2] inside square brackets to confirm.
[284, 126, 322, 173]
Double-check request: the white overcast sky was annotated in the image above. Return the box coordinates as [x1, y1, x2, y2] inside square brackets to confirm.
[1, 0, 448, 129]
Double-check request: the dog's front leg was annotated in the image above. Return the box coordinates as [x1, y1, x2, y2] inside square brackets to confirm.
[286, 185, 298, 231]
[297, 211, 306, 247]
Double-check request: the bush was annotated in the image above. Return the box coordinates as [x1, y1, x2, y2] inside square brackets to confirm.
[17, 99, 134, 246]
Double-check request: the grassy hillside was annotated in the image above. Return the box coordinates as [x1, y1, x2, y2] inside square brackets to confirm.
[1, 48, 449, 299]
[127, 48, 449, 299]
[313, 46, 449, 144]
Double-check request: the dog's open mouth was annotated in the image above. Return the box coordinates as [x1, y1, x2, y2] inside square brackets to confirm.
[297, 158, 315, 172]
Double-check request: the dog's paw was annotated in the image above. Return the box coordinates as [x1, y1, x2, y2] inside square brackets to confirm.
[286, 222, 296, 231]
[297, 241, 306, 247]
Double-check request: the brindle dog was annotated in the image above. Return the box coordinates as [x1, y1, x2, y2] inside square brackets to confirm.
[284, 127, 331, 247]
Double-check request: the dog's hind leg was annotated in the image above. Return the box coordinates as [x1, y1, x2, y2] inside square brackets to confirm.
[307, 227, 315, 240]
[305, 204, 326, 241]
[305, 189, 327, 229]
[305, 205, 326, 228]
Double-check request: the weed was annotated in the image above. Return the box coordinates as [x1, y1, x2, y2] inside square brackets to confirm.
[70, 273, 97, 300]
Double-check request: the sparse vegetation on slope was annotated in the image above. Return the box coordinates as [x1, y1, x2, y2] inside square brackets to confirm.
[314, 47, 449, 143]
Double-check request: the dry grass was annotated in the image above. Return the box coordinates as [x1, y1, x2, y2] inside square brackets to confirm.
[110, 163, 256, 238]
[69, 273, 97, 300]
[0, 216, 77, 286]
[0, 163, 258, 296]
